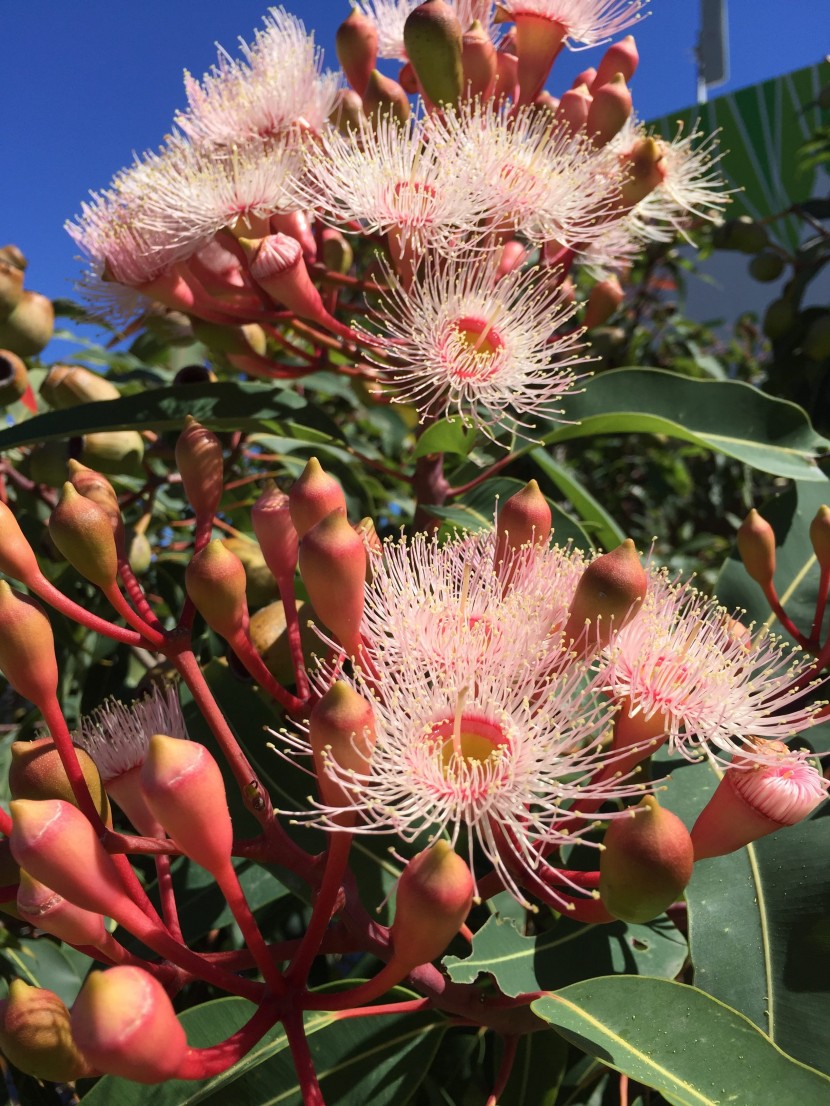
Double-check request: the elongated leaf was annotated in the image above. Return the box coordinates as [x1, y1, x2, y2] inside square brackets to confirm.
[498, 1031, 568, 1106]
[444, 913, 687, 997]
[529, 447, 626, 550]
[80, 997, 444, 1106]
[0, 938, 91, 1007]
[544, 368, 829, 481]
[411, 417, 476, 459]
[532, 977, 830, 1105]
[659, 758, 830, 1075]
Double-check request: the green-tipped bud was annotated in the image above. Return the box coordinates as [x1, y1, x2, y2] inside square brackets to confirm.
[0, 582, 58, 708]
[336, 7, 379, 96]
[0, 291, 54, 358]
[40, 364, 120, 409]
[0, 349, 29, 407]
[71, 967, 186, 1084]
[49, 482, 119, 588]
[128, 530, 153, 575]
[553, 84, 592, 135]
[585, 275, 624, 329]
[185, 539, 248, 638]
[599, 796, 694, 923]
[737, 509, 776, 585]
[141, 735, 233, 876]
[175, 415, 224, 519]
[0, 500, 41, 585]
[67, 459, 124, 545]
[17, 870, 109, 949]
[0, 980, 93, 1082]
[390, 842, 474, 970]
[299, 509, 367, 658]
[9, 737, 110, 824]
[362, 69, 411, 127]
[309, 681, 376, 814]
[563, 539, 647, 649]
[810, 505, 830, 571]
[80, 429, 144, 476]
[619, 136, 667, 208]
[289, 457, 347, 539]
[404, 0, 464, 107]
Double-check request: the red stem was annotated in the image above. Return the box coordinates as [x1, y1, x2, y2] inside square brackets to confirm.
[810, 564, 830, 647]
[175, 999, 281, 1080]
[229, 626, 307, 715]
[276, 572, 311, 700]
[283, 1010, 326, 1106]
[216, 860, 286, 996]
[30, 573, 146, 647]
[102, 582, 166, 648]
[486, 1036, 519, 1106]
[761, 580, 810, 648]
[118, 558, 165, 634]
[154, 852, 183, 943]
[288, 831, 353, 989]
[330, 997, 431, 1021]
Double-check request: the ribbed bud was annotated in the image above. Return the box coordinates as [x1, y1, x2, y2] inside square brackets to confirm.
[496, 480, 552, 565]
[404, 1, 464, 107]
[175, 415, 224, 519]
[321, 228, 354, 274]
[0, 261, 24, 319]
[71, 967, 187, 1084]
[9, 737, 110, 824]
[691, 741, 828, 860]
[599, 796, 694, 923]
[40, 364, 120, 409]
[141, 735, 233, 877]
[67, 460, 123, 543]
[593, 34, 639, 89]
[80, 429, 144, 476]
[241, 234, 333, 326]
[299, 510, 367, 658]
[0, 582, 58, 708]
[737, 508, 776, 585]
[0, 500, 41, 585]
[17, 870, 109, 948]
[185, 540, 248, 638]
[49, 482, 118, 588]
[362, 69, 411, 127]
[585, 276, 624, 329]
[563, 539, 647, 649]
[0, 349, 29, 407]
[461, 20, 497, 99]
[252, 482, 299, 582]
[336, 7, 379, 96]
[289, 457, 347, 539]
[390, 842, 474, 970]
[309, 681, 376, 814]
[513, 12, 567, 104]
[0, 291, 54, 358]
[587, 74, 632, 145]
[0, 980, 93, 1082]
[809, 505, 830, 572]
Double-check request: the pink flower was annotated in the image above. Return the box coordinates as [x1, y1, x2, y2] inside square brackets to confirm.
[498, 0, 645, 49]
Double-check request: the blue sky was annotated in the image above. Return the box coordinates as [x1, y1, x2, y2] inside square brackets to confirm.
[5, 1, 827, 334]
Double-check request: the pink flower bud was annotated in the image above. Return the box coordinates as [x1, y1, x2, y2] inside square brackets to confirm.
[289, 457, 347, 540]
[587, 74, 632, 145]
[270, 211, 318, 264]
[242, 234, 332, 325]
[185, 539, 249, 638]
[252, 482, 299, 583]
[553, 85, 592, 136]
[49, 482, 118, 589]
[585, 275, 624, 329]
[0, 500, 41, 586]
[593, 35, 639, 89]
[691, 741, 828, 860]
[71, 966, 187, 1084]
[67, 459, 124, 545]
[512, 12, 567, 104]
[619, 137, 667, 208]
[299, 509, 367, 658]
[336, 7, 379, 96]
[363, 69, 411, 127]
[809, 505, 830, 572]
[9, 737, 111, 824]
[0, 980, 93, 1082]
[599, 796, 694, 923]
[390, 842, 474, 970]
[17, 870, 109, 948]
[572, 66, 597, 89]
[175, 416, 224, 520]
[0, 582, 58, 709]
[309, 681, 376, 815]
[493, 46, 518, 104]
[737, 508, 776, 585]
[461, 19, 497, 100]
[496, 480, 552, 566]
[404, 1, 464, 108]
[140, 734, 233, 877]
[563, 539, 647, 650]
[496, 240, 528, 279]
[329, 88, 366, 134]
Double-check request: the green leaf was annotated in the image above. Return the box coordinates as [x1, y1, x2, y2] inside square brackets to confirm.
[444, 913, 687, 997]
[659, 758, 830, 1076]
[80, 996, 444, 1106]
[0, 938, 92, 1007]
[545, 368, 829, 482]
[529, 447, 626, 550]
[411, 418, 476, 459]
[532, 977, 830, 1105]
[499, 1031, 568, 1106]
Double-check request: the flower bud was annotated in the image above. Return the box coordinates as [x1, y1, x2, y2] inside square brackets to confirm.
[249, 599, 316, 684]
[71, 967, 187, 1084]
[128, 530, 153, 575]
[737, 508, 776, 585]
[80, 429, 144, 476]
[461, 19, 497, 99]
[185, 539, 248, 638]
[587, 74, 632, 145]
[0, 349, 29, 408]
[0, 261, 24, 319]
[0, 291, 54, 358]
[40, 364, 120, 409]
[49, 482, 119, 588]
[9, 737, 111, 824]
[309, 681, 376, 814]
[141, 735, 233, 876]
[0, 500, 41, 585]
[241, 234, 341, 334]
[572, 66, 597, 89]
[17, 870, 109, 949]
[593, 35, 639, 89]
[585, 275, 624, 329]
[289, 457, 347, 539]
[690, 741, 828, 860]
[221, 537, 279, 608]
[0, 245, 27, 271]
[493, 45, 518, 104]
[398, 61, 419, 94]
[563, 539, 647, 649]
[67, 459, 123, 542]
[336, 7, 379, 96]
[321, 228, 354, 275]
[404, 1, 464, 107]
[809, 505, 830, 572]
[252, 482, 299, 583]
[0, 980, 93, 1082]
[390, 842, 474, 970]
[329, 88, 366, 133]
[599, 796, 694, 923]
[300, 509, 367, 657]
[497, 240, 528, 279]
[496, 480, 552, 564]
[619, 137, 667, 208]
[175, 415, 224, 520]
[553, 85, 592, 136]
[362, 69, 411, 127]
[0, 582, 58, 708]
